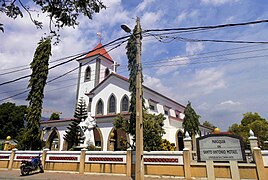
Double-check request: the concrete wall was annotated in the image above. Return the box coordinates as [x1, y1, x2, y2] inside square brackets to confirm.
[1, 148, 267, 179]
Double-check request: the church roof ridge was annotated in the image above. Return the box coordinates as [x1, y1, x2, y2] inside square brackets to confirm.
[86, 73, 186, 109]
[85, 42, 113, 61]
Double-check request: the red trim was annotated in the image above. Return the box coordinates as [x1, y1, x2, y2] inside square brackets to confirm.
[49, 156, 78, 161]
[16, 156, 33, 159]
[149, 98, 159, 104]
[85, 43, 113, 61]
[89, 157, 123, 162]
[40, 118, 76, 124]
[95, 112, 130, 118]
[164, 105, 171, 109]
[211, 132, 232, 134]
[169, 116, 183, 122]
[144, 158, 178, 163]
[0, 156, 9, 159]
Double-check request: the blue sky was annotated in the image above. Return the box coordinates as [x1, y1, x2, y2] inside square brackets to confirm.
[1, 0, 268, 130]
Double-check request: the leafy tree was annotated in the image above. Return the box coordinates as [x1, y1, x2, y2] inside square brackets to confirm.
[49, 112, 60, 120]
[126, 23, 144, 138]
[23, 38, 51, 150]
[64, 98, 87, 149]
[228, 123, 250, 146]
[1, 0, 105, 35]
[161, 139, 176, 151]
[241, 112, 265, 126]
[229, 112, 268, 149]
[182, 101, 200, 138]
[202, 120, 216, 129]
[113, 112, 166, 151]
[0, 102, 27, 139]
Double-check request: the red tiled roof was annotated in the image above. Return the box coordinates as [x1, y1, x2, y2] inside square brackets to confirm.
[40, 118, 76, 124]
[85, 43, 113, 61]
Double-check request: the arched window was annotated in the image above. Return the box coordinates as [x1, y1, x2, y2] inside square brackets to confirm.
[84, 66, 91, 82]
[177, 131, 184, 151]
[105, 68, 110, 77]
[108, 95, 116, 114]
[121, 95, 129, 112]
[96, 99, 104, 115]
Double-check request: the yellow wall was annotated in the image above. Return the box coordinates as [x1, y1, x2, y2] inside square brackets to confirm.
[45, 162, 79, 172]
[214, 166, 231, 178]
[239, 166, 257, 179]
[144, 164, 184, 177]
[191, 165, 207, 177]
[84, 163, 126, 174]
[12, 161, 21, 169]
[0, 161, 8, 168]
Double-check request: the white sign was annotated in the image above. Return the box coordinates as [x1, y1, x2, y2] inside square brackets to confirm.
[197, 134, 246, 161]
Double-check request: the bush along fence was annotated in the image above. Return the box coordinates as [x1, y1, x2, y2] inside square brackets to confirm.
[0, 133, 267, 179]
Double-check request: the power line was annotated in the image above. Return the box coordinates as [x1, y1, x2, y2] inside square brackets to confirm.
[2, 43, 265, 97]
[175, 36, 268, 44]
[0, 39, 128, 101]
[144, 19, 268, 33]
[3, 19, 268, 73]
[144, 53, 268, 68]
[0, 51, 87, 72]
[0, 35, 130, 87]
[142, 45, 268, 66]
[4, 50, 267, 102]
[46, 38, 128, 84]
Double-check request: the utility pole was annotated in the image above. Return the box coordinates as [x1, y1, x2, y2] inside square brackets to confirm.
[135, 17, 144, 180]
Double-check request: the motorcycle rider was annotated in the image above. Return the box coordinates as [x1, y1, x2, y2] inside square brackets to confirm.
[30, 155, 44, 173]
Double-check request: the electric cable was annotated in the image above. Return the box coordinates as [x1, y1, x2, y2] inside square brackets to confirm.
[144, 19, 268, 33]
[0, 35, 130, 86]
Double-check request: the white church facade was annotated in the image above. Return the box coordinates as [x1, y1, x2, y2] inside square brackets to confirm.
[41, 43, 213, 151]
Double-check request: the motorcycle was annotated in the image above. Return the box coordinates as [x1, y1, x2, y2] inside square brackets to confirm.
[20, 154, 44, 176]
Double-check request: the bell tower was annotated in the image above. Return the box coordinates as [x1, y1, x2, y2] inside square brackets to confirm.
[76, 42, 114, 107]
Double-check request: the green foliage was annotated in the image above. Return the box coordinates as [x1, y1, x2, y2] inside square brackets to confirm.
[1, 0, 106, 34]
[64, 98, 87, 149]
[161, 139, 176, 151]
[49, 112, 60, 120]
[241, 112, 265, 126]
[228, 112, 268, 149]
[113, 112, 166, 151]
[182, 101, 200, 138]
[125, 23, 144, 138]
[202, 120, 216, 129]
[74, 98, 88, 121]
[0, 102, 27, 140]
[143, 113, 165, 151]
[24, 38, 51, 150]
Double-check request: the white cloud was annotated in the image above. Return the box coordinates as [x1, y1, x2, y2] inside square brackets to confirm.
[220, 100, 241, 106]
[186, 68, 226, 95]
[186, 42, 204, 55]
[175, 10, 199, 25]
[155, 56, 190, 75]
[136, 0, 156, 12]
[201, 0, 239, 6]
[140, 11, 163, 29]
[143, 75, 173, 97]
[176, 12, 187, 25]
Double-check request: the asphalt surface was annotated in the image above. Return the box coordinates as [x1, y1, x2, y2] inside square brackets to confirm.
[0, 169, 186, 180]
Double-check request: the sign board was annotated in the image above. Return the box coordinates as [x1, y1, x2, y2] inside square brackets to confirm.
[197, 134, 246, 162]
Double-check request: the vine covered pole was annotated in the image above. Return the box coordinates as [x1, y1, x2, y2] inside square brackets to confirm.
[135, 17, 144, 180]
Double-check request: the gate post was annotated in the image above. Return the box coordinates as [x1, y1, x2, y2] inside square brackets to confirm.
[8, 148, 17, 170]
[183, 148, 191, 179]
[253, 147, 265, 180]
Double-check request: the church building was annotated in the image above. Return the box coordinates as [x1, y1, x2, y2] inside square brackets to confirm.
[41, 43, 213, 151]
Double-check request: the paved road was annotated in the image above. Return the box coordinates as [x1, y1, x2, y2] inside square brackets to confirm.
[0, 169, 186, 180]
